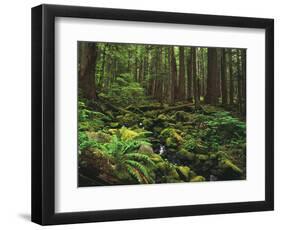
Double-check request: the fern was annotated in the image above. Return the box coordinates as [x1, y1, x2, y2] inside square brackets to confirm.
[125, 153, 155, 166]
[125, 160, 151, 183]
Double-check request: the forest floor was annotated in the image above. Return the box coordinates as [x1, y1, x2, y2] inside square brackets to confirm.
[78, 99, 246, 186]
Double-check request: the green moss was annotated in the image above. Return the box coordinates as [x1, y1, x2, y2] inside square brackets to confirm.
[110, 122, 119, 128]
[142, 118, 153, 128]
[86, 131, 111, 143]
[174, 111, 189, 121]
[160, 128, 183, 145]
[190, 176, 206, 182]
[176, 166, 190, 180]
[178, 149, 195, 161]
[219, 159, 243, 175]
[166, 137, 177, 148]
[197, 154, 209, 161]
[209, 153, 218, 160]
[157, 114, 168, 121]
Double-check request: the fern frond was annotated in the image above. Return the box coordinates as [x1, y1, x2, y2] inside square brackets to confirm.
[126, 164, 143, 183]
[125, 160, 150, 182]
[125, 153, 155, 166]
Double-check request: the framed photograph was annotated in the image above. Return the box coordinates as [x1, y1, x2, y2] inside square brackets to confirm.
[31, 4, 274, 225]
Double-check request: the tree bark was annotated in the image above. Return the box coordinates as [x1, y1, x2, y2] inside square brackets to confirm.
[192, 47, 200, 108]
[79, 42, 98, 100]
[228, 49, 234, 105]
[170, 46, 177, 104]
[221, 48, 228, 105]
[187, 48, 193, 102]
[241, 49, 246, 117]
[237, 49, 243, 114]
[205, 48, 219, 105]
[179, 46, 186, 100]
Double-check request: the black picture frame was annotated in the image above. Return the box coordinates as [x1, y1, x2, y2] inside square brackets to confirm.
[31, 4, 274, 225]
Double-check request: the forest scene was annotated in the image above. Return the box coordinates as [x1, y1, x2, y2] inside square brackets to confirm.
[78, 41, 246, 187]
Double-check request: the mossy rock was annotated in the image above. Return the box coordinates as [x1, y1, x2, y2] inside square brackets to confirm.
[156, 162, 168, 172]
[86, 131, 111, 143]
[176, 166, 191, 181]
[189, 170, 197, 179]
[174, 111, 189, 122]
[168, 167, 180, 179]
[138, 144, 154, 154]
[144, 110, 157, 118]
[196, 154, 209, 161]
[219, 159, 243, 176]
[142, 118, 153, 128]
[166, 177, 183, 183]
[109, 122, 119, 128]
[190, 176, 206, 182]
[178, 149, 195, 161]
[160, 128, 184, 146]
[117, 114, 136, 126]
[157, 114, 168, 121]
[209, 153, 218, 160]
[166, 137, 177, 148]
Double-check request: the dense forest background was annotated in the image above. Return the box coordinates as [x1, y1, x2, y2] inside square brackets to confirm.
[78, 42, 246, 186]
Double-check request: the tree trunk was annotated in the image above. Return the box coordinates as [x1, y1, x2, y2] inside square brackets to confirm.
[187, 48, 193, 102]
[205, 48, 219, 105]
[192, 47, 199, 108]
[237, 49, 243, 114]
[170, 46, 177, 104]
[79, 42, 98, 100]
[221, 48, 228, 105]
[241, 49, 246, 117]
[179, 46, 186, 100]
[228, 49, 234, 105]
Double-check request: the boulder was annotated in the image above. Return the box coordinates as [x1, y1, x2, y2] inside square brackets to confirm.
[176, 166, 191, 181]
[178, 149, 195, 161]
[190, 176, 206, 182]
[218, 159, 243, 178]
[86, 131, 111, 143]
[174, 111, 189, 122]
[138, 144, 154, 154]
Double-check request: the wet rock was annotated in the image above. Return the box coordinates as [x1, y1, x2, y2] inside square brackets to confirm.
[138, 144, 154, 154]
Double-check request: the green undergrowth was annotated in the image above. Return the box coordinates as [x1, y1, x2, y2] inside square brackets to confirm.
[78, 97, 246, 186]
